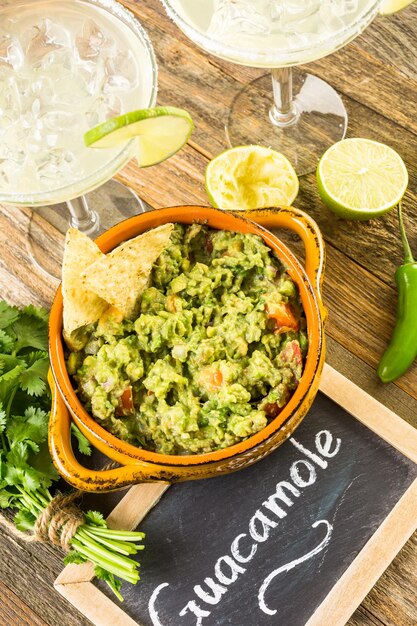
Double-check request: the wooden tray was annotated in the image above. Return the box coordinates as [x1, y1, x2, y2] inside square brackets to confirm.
[54, 365, 417, 626]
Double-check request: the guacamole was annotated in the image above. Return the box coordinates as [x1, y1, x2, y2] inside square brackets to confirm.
[67, 224, 308, 455]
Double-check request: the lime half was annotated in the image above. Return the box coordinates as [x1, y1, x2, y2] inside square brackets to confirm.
[316, 138, 408, 220]
[205, 145, 299, 211]
[84, 106, 194, 167]
[379, 0, 414, 15]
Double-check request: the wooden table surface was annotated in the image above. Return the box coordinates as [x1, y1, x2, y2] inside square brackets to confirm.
[1, 1, 416, 625]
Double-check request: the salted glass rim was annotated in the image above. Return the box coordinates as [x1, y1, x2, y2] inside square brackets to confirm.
[160, 0, 382, 66]
[0, 0, 158, 206]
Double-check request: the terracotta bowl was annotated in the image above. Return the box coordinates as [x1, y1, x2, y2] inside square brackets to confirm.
[49, 205, 326, 492]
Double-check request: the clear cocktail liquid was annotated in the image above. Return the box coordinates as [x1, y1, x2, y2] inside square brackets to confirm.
[0, 0, 151, 201]
[167, 0, 376, 64]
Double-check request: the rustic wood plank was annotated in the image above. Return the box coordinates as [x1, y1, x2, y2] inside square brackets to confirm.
[116, 145, 207, 209]
[0, 579, 49, 626]
[55, 582, 137, 626]
[356, 532, 417, 626]
[353, 4, 417, 81]
[321, 242, 417, 399]
[0, 206, 58, 307]
[0, 517, 90, 626]
[348, 608, 386, 626]
[325, 336, 417, 429]
[310, 42, 417, 139]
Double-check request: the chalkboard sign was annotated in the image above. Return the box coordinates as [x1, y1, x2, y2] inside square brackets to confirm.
[55, 366, 417, 626]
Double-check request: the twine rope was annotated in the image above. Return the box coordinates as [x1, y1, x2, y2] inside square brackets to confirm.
[33, 492, 84, 550]
[0, 461, 120, 550]
[0, 492, 83, 550]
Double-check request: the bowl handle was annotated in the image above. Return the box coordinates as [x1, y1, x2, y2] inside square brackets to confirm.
[242, 207, 327, 320]
[48, 371, 170, 492]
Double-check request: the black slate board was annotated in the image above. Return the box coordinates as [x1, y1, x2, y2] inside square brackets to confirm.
[92, 391, 417, 626]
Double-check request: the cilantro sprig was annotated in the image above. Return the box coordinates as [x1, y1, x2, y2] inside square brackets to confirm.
[0, 301, 144, 600]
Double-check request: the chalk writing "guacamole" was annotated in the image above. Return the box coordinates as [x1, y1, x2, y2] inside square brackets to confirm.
[67, 224, 308, 454]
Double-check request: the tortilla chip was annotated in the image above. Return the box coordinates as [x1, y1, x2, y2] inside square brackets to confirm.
[62, 228, 109, 340]
[80, 223, 174, 319]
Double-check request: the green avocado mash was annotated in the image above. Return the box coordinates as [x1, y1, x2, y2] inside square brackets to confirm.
[67, 224, 308, 455]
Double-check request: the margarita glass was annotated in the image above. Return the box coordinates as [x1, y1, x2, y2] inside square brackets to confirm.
[0, 0, 157, 275]
[160, 0, 397, 174]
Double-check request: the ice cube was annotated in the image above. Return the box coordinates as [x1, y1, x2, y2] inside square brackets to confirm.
[0, 142, 11, 160]
[0, 165, 9, 186]
[0, 115, 12, 140]
[104, 51, 138, 92]
[284, 30, 318, 49]
[12, 91, 50, 157]
[16, 77, 31, 100]
[11, 147, 26, 168]
[267, 0, 321, 33]
[41, 48, 75, 74]
[286, 0, 320, 19]
[42, 110, 81, 132]
[45, 133, 58, 148]
[20, 97, 42, 130]
[2, 119, 26, 146]
[85, 93, 121, 127]
[319, 0, 352, 29]
[36, 148, 76, 182]
[75, 20, 113, 60]
[32, 98, 41, 118]
[320, 0, 358, 21]
[77, 58, 106, 97]
[27, 139, 43, 155]
[341, 0, 360, 13]
[25, 19, 69, 66]
[207, 0, 324, 40]
[0, 131, 27, 185]
[31, 75, 55, 106]
[207, 0, 271, 39]
[0, 77, 22, 121]
[268, 0, 285, 22]
[0, 34, 23, 70]
[52, 72, 90, 106]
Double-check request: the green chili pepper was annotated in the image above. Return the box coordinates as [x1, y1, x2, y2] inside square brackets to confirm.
[377, 203, 417, 383]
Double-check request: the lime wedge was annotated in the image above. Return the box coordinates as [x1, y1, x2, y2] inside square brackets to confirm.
[205, 145, 299, 211]
[316, 138, 408, 220]
[84, 106, 194, 167]
[379, 0, 414, 15]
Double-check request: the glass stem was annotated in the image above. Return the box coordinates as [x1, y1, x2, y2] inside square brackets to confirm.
[269, 67, 298, 128]
[66, 195, 99, 235]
